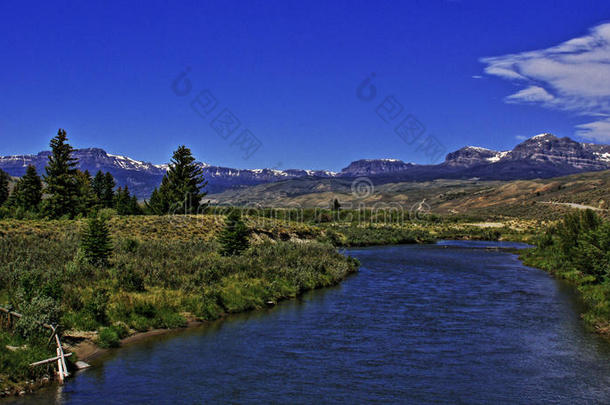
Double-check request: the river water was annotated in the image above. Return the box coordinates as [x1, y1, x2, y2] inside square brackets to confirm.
[12, 241, 610, 404]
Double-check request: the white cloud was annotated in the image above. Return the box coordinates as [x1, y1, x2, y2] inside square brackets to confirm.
[471, 75, 483, 79]
[575, 118, 610, 142]
[481, 23, 610, 142]
[506, 85, 554, 104]
[515, 135, 528, 141]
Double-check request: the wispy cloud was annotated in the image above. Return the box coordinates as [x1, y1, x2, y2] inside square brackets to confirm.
[481, 23, 610, 142]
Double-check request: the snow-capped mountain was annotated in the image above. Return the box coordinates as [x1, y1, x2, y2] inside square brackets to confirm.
[1, 134, 609, 199]
[0, 148, 336, 198]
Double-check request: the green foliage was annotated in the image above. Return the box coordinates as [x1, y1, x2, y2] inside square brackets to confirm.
[218, 210, 250, 256]
[0, 169, 9, 206]
[102, 172, 116, 208]
[75, 170, 97, 215]
[84, 288, 110, 324]
[97, 326, 120, 348]
[0, 331, 55, 384]
[81, 214, 113, 267]
[115, 263, 145, 292]
[14, 295, 61, 340]
[92, 170, 106, 205]
[146, 145, 208, 215]
[11, 165, 42, 212]
[42, 129, 81, 219]
[523, 210, 610, 332]
[115, 186, 141, 215]
[325, 225, 435, 247]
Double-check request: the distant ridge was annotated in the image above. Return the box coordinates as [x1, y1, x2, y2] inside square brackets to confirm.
[1, 134, 609, 199]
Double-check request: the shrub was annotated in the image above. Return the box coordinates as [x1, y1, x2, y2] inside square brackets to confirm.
[153, 308, 187, 329]
[97, 327, 120, 348]
[14, 295, 61, 340]
[84, 288, 110, 324]
[116, 263, 145, 292]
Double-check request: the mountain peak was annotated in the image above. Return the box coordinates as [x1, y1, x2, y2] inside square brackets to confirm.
[530, 133, 557, 140]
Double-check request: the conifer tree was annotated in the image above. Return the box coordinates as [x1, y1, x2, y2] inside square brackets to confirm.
[0, 169, 10, 206]
[217, 209, 250, 256]
[102, 172, 116, 208]
[146, 184, 168, 215]
[147, 145, 207, 215]
[13, 165, 42, 211]
[129, 194, 141, 215]
[42, 129, 80, 218]
[92, 170, 106, 205]
[115, 186, 129, 215]
[81, 213, 113, 267]
[76, 170, 96, 214]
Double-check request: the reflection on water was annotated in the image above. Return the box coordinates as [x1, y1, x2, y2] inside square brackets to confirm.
[10, 241, 610, 404]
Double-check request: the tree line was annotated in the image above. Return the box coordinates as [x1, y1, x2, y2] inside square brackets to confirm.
[0, 129, 208, 219]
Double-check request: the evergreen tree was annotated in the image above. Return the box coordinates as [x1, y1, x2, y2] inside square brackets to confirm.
[145, 184, 168, 215]
[13, 165, 42, 211]
[217, 209, 250, 256]
[76, 170, 96, 214]
[332, 198, 341, 211]
[130, 195, 141, 215]
[91, 170, 106, 205]
[115, 186, 129, 215]
[0, 169, 10, 206]
[42, 129, 80, 218]
[81, 213, 113, 267]
[102, 172, 116, 208]
[149, 145, 207, 215]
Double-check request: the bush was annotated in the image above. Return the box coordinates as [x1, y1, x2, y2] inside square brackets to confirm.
[84, 289, 110, 324]
[97, 327, 120, 348]
[116, 263, 145, 292]
[153, 308, 187, 329]
[14, 295, 61, 340]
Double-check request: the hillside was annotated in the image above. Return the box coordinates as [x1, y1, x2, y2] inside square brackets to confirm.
[207, 170, 610, 220]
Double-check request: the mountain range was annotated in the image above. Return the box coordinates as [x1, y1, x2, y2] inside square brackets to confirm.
[1, 133, 608, 199]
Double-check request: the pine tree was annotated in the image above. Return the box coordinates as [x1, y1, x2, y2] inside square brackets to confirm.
[42, 129, 80, 218]
[332, 198, 341, 211]
[81, 213, 113, 267]
[115, 186, 129, 215]
[0, 169, 10, 206]
[145, 184, 168, 215]
[156, 145, 207, 215]
[76, 170, 96, 215]
[129, 195, 141, 215]
[217, 209, 250, 256]
[102, 172, 116, 208]
[91, 170, 106, 205]
[13, 165, 42, 211]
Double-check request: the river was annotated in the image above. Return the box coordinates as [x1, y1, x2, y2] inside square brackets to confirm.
[11, 241, 610, 404]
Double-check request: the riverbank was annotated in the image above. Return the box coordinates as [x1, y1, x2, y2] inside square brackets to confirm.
[519, 210, 610, 338]
[0, 214, 536, 396]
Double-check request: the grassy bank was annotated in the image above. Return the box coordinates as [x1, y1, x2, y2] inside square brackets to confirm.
[0, 213, 534, 394]
[0, 214, 362, 394]
[521, 210, 610, 335]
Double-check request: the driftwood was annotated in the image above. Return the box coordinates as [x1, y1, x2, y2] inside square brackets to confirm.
[29, 352, 73, 367]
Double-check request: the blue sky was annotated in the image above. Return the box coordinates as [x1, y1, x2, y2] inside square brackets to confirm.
[2, 0, 610, 171]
